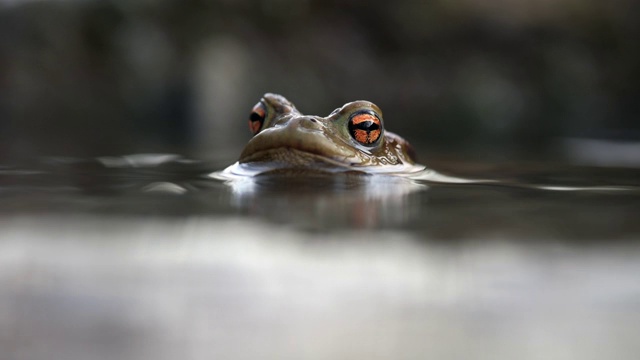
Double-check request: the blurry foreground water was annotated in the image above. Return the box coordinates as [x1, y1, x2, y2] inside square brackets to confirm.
[1, 155, 640, 360]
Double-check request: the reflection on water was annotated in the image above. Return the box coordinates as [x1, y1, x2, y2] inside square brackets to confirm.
[3, 216, 640, 360]
[1, 154, 640, 360]
[212, 163, 426, 229]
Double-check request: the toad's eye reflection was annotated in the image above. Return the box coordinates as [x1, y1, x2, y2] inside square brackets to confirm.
[228, 93, 423, 175]
[249, 102, 267, 135]
[348, 111, 382, 146]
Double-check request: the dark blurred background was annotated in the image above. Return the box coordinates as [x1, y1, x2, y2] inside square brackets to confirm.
[1, 0, 638, 166]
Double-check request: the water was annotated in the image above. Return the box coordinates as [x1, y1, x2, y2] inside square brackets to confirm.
[1, 155, 640, 360]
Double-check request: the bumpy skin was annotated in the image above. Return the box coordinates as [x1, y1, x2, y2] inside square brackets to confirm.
[239, 93, 418, 170]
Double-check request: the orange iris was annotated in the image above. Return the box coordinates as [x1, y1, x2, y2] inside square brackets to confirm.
[349, 113, 381, 145]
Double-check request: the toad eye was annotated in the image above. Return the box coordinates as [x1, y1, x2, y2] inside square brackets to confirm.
[248, 102, 267, 135]
[348, 111, 382, 146]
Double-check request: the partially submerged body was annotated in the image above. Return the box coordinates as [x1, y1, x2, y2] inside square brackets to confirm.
[218, 93, 425, 178]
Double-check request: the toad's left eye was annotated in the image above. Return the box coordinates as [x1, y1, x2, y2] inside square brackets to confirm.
[249, 102, 267, 135]
[348, 111, 382, 146]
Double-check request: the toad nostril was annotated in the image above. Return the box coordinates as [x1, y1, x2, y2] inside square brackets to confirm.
[299, 117, 323, 131]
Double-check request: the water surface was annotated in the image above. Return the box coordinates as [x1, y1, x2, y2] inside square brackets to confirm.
[1, 155, 639, 360]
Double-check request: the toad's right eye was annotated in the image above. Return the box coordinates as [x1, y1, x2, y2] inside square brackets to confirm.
[249, 102, 267, 135]
[348, 110, 382, 146]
